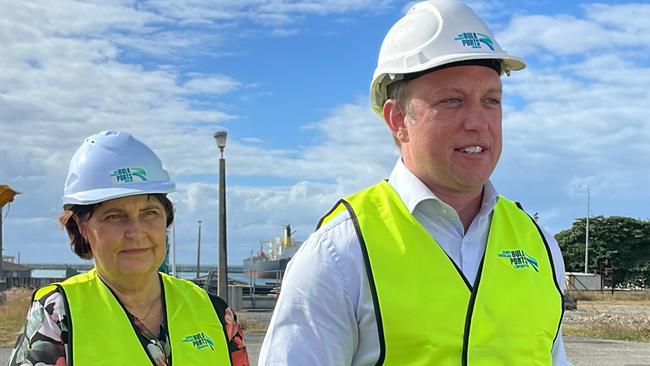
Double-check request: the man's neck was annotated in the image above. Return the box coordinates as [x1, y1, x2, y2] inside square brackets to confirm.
[430, 187, 484, 233]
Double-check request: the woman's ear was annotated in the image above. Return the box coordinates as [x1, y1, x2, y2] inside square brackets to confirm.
[73, 215, 88, 240]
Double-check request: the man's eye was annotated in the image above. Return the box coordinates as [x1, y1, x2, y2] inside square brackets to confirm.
[485, 97, 501, 105]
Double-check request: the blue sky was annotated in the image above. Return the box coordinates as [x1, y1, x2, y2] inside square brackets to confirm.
[1, 0, 649, 267]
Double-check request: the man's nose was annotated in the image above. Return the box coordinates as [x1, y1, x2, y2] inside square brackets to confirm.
[462, 99, 493, 131]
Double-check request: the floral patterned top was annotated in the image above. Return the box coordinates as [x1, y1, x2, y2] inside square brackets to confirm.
[7, 286, 249, 366]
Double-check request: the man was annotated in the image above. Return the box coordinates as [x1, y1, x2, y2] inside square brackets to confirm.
[259, 1, 572, 365]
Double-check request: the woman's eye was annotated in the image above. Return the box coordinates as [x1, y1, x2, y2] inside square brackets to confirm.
[485, 97, 501, 105]
[444, 97, 462, 104]
[143, 210, 160, 219]
[104, 214, 122, 221]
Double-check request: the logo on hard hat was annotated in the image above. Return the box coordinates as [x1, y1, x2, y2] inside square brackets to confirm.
[454, 32, 495, 51]
[110, 167, 149, 184]
[498, 249, 539, 272]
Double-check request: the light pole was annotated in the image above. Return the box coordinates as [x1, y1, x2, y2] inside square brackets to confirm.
[214, 131, 228, 300]
[196, 220, 202, 278]
[171, 218, 177, 277]
[578, 184, 590, 273]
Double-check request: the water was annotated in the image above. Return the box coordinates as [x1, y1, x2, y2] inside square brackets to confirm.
[177, 271, 279, 287]
[30, 269, 68, 278]
[26, 269, 275, 287]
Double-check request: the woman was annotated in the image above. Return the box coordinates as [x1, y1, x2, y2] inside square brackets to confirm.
[8, 131, 249, 366]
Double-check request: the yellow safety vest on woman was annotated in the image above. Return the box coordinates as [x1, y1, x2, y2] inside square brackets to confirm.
[319, 181, 564, 366]
[34, 269, 231, 365]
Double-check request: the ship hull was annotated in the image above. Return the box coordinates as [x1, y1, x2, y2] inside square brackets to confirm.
[243, 258, 290, 279]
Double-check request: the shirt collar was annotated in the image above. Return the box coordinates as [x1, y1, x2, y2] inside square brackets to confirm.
[387, 158, 498, 217]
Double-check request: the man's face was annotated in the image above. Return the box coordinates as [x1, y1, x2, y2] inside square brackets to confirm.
[399, 65, 503, 196]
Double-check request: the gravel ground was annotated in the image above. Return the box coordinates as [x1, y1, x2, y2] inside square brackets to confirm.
[3, 309, 649, 365]
[564, 300, 650, 327]
[565, 336, 650, 366]
[2, 336, 649, 365]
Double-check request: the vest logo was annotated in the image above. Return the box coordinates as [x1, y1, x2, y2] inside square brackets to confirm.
[454, 32, 495, 51]
[110, 167, 148, 184]
[498, 249, 539, 272]
[182, 332, 215, 351]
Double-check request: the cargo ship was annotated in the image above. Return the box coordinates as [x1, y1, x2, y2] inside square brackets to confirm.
[243, 225, 302, 279]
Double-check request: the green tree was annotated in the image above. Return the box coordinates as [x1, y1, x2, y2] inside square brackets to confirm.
[555, 216, 650, 288]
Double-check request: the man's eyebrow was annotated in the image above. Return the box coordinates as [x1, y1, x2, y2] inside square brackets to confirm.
[427, 87, 502, 95]
[140, 204, 162, 212]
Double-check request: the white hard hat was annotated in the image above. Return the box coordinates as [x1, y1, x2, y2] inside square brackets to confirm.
[370, 0, 526, 116]
[62, 130, 175, 209]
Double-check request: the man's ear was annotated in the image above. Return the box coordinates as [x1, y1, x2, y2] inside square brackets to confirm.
[383, 99, 409, 144]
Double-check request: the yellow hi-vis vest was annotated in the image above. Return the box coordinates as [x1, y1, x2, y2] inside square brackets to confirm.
[319, 181, 564, 366]
[34, 269, 231, 366]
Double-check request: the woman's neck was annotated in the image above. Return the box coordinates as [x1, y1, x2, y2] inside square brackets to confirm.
[97, 268, 161, 310]
[96, 268, 164, 337]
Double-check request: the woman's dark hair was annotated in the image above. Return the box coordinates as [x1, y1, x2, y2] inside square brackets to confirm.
[59, 194, 174, 260]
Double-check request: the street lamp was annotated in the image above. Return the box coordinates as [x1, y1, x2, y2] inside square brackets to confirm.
[196, 220, 202, 279]
[578, 184, 590, 273]
[213, 131, 228, 300]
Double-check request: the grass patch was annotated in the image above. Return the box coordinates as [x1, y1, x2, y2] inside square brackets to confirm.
[564, 289, 650, 343]
[569, 289, 650, 302]
[236, 311, 271, 334]
[0, 288, 32, 347]
[564, 323, 650, 343]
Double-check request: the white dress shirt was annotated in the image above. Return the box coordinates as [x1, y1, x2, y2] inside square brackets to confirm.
[259, 159, 573, 365]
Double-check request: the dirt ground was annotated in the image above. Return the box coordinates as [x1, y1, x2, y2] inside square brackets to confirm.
[238, 308, 650, 365]
[3, 292, 650, 365]
[563, 294, 650, 343]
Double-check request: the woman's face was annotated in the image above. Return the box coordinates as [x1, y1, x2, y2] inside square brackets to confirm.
[79, 195, 167, 280]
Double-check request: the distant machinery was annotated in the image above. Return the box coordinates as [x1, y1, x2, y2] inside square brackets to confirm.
[1, 184, 20, 291]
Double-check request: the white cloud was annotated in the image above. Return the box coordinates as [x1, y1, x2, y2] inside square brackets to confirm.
[161, 98, 398, 264]
[183, 75, 243, 94]
[498, 4, 650, 58]
[3, 1, 649, 268]
[270, 28, 301, 37]
[491, 4, 650, 234]
[137, 0, 395, 29]
[584, 3, 650, 34]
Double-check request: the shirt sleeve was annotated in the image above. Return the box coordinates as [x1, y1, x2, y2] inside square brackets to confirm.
[539, 226, 575, 366]
[208, 293, 251, 366]
[258, 222, 360, 366]
[7, 289, 68, 366]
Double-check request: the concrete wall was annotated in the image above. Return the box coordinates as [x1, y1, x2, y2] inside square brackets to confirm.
[566, 272, 602, 290]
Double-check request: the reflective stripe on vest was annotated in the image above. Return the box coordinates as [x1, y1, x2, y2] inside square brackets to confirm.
[319, 181, 563, 366]
[35, 269, 231, 365]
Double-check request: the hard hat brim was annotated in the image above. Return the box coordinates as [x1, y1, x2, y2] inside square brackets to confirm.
[62, 181, 175, 210]
[371, 53, 526, 116]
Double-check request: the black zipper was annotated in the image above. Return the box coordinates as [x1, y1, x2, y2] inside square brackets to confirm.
[461, 254, 486, 366]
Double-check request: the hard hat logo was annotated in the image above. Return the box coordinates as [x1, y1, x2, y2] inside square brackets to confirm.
[110, 167, 149, 184]
[454, 32, 495, 51]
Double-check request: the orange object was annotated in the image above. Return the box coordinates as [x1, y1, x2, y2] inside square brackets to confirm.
[0, 185, 20, 208]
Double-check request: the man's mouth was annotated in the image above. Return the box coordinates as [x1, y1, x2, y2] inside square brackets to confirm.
[456, 146, 485, 154]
